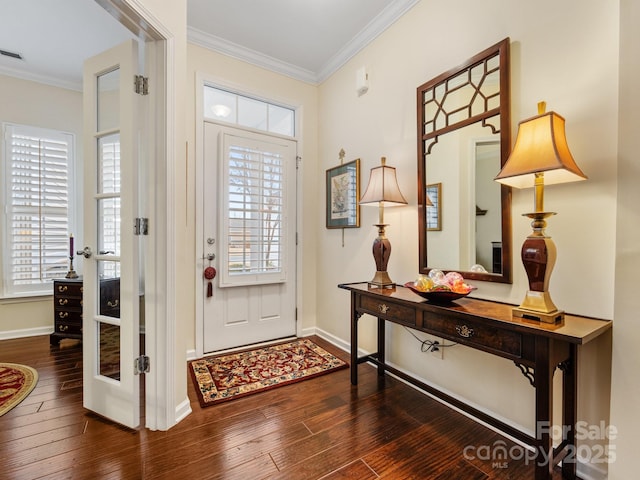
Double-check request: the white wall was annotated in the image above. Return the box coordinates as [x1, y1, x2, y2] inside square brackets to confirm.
[0, 74, 82, 337]
[317, 0, 616, 477]
[609, 0, 640, 478]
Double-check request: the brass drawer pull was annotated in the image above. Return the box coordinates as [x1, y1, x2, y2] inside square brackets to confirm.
[57, 285, 68, 293]
[377, 303, 390, 314]
[58, 298, 69, 306]
[59, 325, 69, 332]
[58, 311, 69, 319]
[107, 299, 119, 308]
[455, 324, 474, 338]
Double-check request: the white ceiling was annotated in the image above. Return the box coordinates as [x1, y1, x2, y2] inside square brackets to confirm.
[0, 0, 136, 90]
[0, 0, 419, 90]
[187, 0, 419, 84]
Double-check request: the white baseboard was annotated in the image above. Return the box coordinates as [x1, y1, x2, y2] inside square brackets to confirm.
[0, 326, 53, 341]
[307, 326, 371, 357]
[308, 326, 350, 351]
[174, 397, 192, 425]
[576, 459, 608, 480]
[186, 349, 197, 361]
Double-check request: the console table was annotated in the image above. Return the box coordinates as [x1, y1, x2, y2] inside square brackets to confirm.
[339, 282, 612, 480]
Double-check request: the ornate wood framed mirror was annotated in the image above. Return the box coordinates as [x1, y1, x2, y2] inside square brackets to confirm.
[417, 38, 512, 283]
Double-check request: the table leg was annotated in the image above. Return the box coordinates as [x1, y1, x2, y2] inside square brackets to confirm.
[535, 336, 553, 480]
[350, 291, 358, 385]
[377, 317, 385, 377]
[561, 344, 578, 479]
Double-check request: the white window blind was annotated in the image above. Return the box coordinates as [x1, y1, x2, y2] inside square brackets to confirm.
[2, 123, 75, 297]
[220, 134, 288, 286]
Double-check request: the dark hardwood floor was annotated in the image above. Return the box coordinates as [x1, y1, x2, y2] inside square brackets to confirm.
[0, 334, 563, 479]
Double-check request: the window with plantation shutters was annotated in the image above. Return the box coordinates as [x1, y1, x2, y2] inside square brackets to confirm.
[1, 123, 75, 297]
[219, 133, 289, 287]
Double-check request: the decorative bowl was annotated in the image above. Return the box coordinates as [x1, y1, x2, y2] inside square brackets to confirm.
[403, 282, 476, 303]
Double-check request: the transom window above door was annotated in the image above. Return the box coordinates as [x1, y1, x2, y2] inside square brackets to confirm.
[203, 86, 295, 137]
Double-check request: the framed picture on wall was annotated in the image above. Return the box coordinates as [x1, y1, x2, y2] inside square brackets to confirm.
[426, 182, 442, 231]
[326, 159, 360, 228]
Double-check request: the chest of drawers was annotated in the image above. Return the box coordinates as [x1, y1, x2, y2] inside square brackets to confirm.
[50, 278, 83, 345]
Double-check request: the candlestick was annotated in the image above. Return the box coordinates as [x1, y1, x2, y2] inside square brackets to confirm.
[66, 233, 78, 279]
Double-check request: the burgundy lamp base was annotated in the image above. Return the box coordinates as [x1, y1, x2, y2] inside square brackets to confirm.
[513, 217, 564, 323]
[368, 224, 395, 289]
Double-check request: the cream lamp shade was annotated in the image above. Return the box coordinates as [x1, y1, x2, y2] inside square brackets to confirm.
[360, 157, 408, 207]
[360, 156, 407, 288]
[493, 102, 587, 323]
[494, 104, 587, 188]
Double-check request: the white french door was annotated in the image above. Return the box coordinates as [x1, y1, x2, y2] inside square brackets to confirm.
[202, 123, 297, 352]
[81, 39, 141, 428]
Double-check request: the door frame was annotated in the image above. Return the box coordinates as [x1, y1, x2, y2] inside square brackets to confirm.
[96, 0, 180, 430]
[194, 73, 303, 359]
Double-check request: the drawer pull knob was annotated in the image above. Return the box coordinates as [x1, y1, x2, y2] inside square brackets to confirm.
[58, 312, 69, 319]
[377, 303, 390, 314]
[59, 325, 69, 332]
[107, 299, 119, 308]
[455, 324, 474, 338]
[57, 285, 68, 293]
[58, 298, 69, 306]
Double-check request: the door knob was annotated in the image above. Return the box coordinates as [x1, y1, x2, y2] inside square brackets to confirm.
[77, 247, 93, 258]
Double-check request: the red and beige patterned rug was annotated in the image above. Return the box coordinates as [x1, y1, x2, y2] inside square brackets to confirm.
[189, 338, 348, 407]
[0, 363, 38, 416]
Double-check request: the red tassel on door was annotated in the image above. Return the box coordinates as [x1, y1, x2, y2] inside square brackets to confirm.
[204, 266, 216, 298]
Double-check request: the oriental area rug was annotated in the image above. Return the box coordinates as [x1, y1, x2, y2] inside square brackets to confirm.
[189, 338, 348, 407]
[0, 363, 38, 417]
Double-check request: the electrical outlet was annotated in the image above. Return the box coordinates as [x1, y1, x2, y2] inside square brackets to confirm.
[430, 337, 444, 359]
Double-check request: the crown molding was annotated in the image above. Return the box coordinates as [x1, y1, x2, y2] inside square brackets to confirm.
[0, 65, 81, 91]
[316, 0, 420, 83]
[188, 0, 420, 85]
[188, 27, 318, 85]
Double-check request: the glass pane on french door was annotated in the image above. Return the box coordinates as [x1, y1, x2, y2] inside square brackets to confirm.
[97, 68, 120, 132]
[95, 70, 121, 381]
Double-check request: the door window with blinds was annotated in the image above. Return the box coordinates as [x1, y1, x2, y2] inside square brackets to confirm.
[1, 123, 75, 297]
[219, 133, 290, 287]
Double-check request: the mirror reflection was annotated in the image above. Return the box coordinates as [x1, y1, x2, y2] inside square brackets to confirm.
[418, 38, 512, 283]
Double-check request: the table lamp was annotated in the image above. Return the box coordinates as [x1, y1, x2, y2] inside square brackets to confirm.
[494, 102, 587, 323]
[360, 157, 408, 288]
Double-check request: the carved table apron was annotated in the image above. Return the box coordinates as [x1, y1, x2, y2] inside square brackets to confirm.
[339, 282, 612, 480]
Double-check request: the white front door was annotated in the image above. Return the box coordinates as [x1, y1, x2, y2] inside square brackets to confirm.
[81, 39, 141, 428]
[202, 123, 297, 353]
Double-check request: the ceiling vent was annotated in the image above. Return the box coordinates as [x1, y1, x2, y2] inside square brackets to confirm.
[0, 49, 23, 60]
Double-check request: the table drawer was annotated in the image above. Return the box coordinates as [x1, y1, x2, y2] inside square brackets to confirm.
[422, 313, 523, 359]
[360, 295, 416, 327]
[54, 309, 82, 323]
[55, 282, 83, 296]
[55, 296, 83, 308]
[55, 322, 82, 336]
